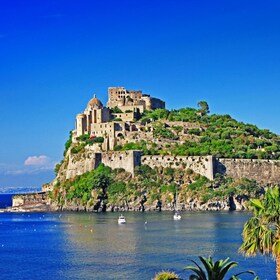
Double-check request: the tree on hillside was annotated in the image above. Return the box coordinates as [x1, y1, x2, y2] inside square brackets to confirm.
[239, 187, 280, 280]
[92, 165, 111, 191]
[197, 101, 210, 116]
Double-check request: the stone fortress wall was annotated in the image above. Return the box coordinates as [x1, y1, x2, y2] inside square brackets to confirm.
[12, 193, 45, 207]
[62, 149, 280, 184]
[63, 150, 142, 181]
[142, 155, 214, 180]
[215, 158, 280, 184]
[102, 150, 142, 175]
[142, 156, 280, 183]
[65, 150, 102, 180]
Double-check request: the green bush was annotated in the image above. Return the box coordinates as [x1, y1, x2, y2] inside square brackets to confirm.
[77, 134, 90, 141]
[71, 143, 86, 154]
[64, 131, 72, 155]
[111, 106, 123, 113]
[188, 176, 209, 191]
[90, 136, 104, 144]
[153, 271, 179, 280]
[54, 161, 63, 175]
[108, 181, 126, 195]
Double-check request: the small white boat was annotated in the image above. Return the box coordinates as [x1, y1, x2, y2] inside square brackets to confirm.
[118, 214, 126, 224]
[173, 212, 182, 220]
[173, 191, 182, 220]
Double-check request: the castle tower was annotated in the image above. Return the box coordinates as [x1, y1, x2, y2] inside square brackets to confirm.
[76, 113, 86, 136]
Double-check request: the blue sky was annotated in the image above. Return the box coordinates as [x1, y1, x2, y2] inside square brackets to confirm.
[0, 0, 280, 189]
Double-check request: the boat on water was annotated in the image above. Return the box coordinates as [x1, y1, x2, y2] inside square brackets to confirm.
[173, 190, 181, 220]
[118, 214, 126, 224]
[173, 212, 182, 220]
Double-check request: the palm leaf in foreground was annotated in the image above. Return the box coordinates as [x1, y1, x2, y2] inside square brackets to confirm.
[184, 256, 256, 280]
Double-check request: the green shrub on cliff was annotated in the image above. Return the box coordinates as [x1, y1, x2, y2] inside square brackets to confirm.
[64, 131, 72, 156]
[108, 181, 126, 196]
[77, 134, 90, 141]
[54, 160, 63, 176]
[153, 123, 178, 140]
[188, 176, 209, 191]
[76, 134, 104, 144]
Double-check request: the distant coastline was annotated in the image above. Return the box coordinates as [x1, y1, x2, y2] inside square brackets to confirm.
[0, 187, 41, 194]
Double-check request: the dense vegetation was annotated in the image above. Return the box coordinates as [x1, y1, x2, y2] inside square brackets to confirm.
[50, 164, 263, 210]
[70, 134, 104, 154]
[118, 103, 280, 159]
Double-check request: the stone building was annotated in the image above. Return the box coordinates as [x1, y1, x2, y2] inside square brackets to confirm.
[75, 95, 111, 137]
[106, 87, 165, 112]
[73, 87, 165, 150]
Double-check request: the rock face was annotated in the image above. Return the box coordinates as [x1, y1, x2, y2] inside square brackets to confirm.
[47, 192, 249, 213]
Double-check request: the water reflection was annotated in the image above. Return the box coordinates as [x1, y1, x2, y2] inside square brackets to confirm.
[0, 212, 274, 280]
[57, 211, 275, 279]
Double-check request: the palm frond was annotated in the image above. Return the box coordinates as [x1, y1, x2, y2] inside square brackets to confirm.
[218, 261, 238, 280]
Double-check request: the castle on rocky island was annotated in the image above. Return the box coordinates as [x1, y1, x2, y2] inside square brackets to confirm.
[49, 86, 280, 187]
[74, 87, 165, 150]
[10, 86, 280, 212]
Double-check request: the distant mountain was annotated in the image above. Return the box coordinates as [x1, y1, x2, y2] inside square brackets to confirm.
[0, 186, 41, 194]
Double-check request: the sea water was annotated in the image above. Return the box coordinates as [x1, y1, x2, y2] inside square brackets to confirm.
[0, 211, 275, 280]
[0, 194, 13, 208]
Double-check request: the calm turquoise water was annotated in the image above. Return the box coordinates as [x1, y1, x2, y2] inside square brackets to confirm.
[0, 211, 275, 279]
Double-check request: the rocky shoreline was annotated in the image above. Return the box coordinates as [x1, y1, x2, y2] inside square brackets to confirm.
[53, 197, 247, 212]
[1, 192, 248, 213]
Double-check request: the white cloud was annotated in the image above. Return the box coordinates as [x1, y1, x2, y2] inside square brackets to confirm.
[24, 155, 50, 166]
[0, 155, 57, 176]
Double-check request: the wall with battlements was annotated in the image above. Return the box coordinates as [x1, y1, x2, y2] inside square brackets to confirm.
[101, 150, 142, 175]
[142, 155, 214, 180]
[52, 147, 280, 186]
[215, 158, 280, 184]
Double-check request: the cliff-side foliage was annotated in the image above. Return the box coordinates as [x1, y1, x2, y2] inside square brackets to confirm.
[116, 105, 280, 159]
[49, 164, 264, 211]
[70, 134, 104, 154]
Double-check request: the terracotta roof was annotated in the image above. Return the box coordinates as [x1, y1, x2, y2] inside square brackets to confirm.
[88, 95, 103, 108]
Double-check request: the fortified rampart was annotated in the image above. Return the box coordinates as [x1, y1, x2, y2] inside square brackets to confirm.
[64, 150, 142, 181]
[102, 150, 142, 175]
[66, 151, 102, 180]
[215, 158, 280, 184]
[56, 149, 280, 186]
[142, 155, 214, 180]
[12, 192, 47, 207]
